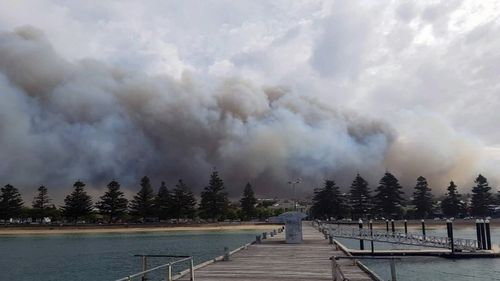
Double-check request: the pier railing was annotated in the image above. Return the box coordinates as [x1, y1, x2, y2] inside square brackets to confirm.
[114, 255, 194, 281]
[322, 223, 478, 251]
[331, 256, 399, 281]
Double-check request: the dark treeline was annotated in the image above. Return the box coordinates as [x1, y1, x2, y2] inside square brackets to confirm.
[0, 170, 279, 224]
[310, 172, 500, 220]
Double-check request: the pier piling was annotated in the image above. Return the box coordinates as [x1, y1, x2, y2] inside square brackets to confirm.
[480, 219, 487, 250]
[369, 219, 374, 254]
[446, 219, 454, 254]
[476, 219, 483, 249]
[421, 219, 426, 239]
[485, 220, 492, 250]
[359, 219, 364, 250]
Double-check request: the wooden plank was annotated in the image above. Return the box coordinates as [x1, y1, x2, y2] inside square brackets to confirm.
[176, 222, 376, 281]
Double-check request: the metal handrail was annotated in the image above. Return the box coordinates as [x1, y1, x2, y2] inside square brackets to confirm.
[331, 256, 400, 281]
[114, 255, 194, 281]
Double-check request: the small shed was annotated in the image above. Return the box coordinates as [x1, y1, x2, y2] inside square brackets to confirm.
[270, 211, 307, 244]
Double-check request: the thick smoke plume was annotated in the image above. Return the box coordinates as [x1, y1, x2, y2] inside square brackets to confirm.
[0, 27, 485, 201]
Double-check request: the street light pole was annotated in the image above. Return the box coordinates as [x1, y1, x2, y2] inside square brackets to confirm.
[288, 178, 301, 211]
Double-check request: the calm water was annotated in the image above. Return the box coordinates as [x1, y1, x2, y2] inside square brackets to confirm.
[0, 230, 260, 281]
[334, 225, 500, 281]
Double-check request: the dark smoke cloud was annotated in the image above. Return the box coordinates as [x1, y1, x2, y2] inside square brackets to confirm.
[0, 26, 397, 201]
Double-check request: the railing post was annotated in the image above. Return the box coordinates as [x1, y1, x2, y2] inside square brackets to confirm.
[386, 220, 389, 232]
[190, 258, 195, 281]
[390, 258, 397, 281]
[391, 219, 395, 235]
[404, 219, 408, 237]
[331, 257, 337, 281]
[142, 256, 148, 281]
[223, 247, 230, 261]
[166, 264, 172, 281]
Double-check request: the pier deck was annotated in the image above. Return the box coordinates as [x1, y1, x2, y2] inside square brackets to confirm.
[177, 223, 376, 281]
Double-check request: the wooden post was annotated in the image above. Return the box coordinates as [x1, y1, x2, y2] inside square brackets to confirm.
[369, 219, 374, 254]
[391, 219, 395, 234]
[404, 219, 408, 237]
[390, 258, 397, 281]
[329, 234, 333, 245]
[485, 219, 492, 250]
[386, 220, 389, 232]
[421, 219, 426, 239]
[359, 219, 364, 250]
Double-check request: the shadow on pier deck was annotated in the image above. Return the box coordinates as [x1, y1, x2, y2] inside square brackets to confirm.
[176, 222, 377, 281]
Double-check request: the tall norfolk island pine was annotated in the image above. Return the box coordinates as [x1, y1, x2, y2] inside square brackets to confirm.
[171, 180, 196, 220]
[412, 176, 433, 219]
[155, 181, 173, 220]
[62, 181, 93, 222]
[32, 185, 51, 219]
[130, 176, 156, 221]
[373, 172, 405, 218]
[199, 171, 229, 221]
[96, 180, 128, 223]
[349, 174, 371, 219]
[310, 180, 345, 220]
[470, 174, 494, 217]
[0, 184, 24, 221]
[441, 181, 465, 217]
[240, 182, 257, 220]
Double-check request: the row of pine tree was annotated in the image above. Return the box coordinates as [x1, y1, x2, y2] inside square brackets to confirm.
[310, 172, 500, 220]
[0, 171, 259, 223]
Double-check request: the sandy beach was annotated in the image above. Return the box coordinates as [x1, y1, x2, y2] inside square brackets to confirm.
[0, 223, 282, 235]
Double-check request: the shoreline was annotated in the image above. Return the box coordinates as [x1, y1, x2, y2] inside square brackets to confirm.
[0, 223, 282, 235]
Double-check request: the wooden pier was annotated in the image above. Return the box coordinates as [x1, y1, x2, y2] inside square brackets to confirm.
[176, 222, 377, 281]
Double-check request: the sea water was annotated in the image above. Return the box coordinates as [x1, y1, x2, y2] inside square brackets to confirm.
[334, 226, 500, 281]
[0, 229, 260, 281]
